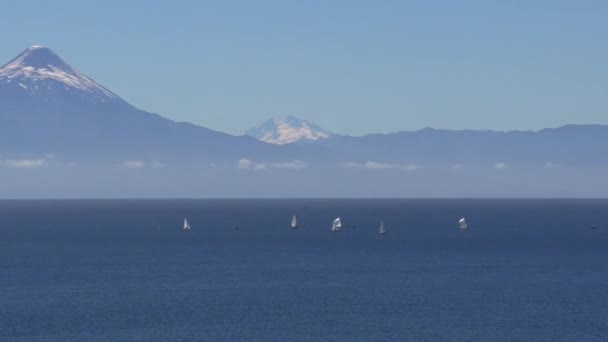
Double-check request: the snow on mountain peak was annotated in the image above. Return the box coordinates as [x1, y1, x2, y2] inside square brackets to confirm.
[246, 116, 332, 145]
[11, 46, 71, 70]
[0, 46, 120, 102]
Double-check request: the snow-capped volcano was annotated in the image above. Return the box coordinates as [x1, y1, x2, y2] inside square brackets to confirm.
[246, 116, 332, 145]
[0, 45, 121, 103]
[0, 46, 279, 162]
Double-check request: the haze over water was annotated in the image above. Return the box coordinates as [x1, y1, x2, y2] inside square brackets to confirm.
[1, 199, 607, 341]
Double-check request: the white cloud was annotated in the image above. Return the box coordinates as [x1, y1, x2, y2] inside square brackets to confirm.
[253, 163, 268, 170]
[150, 161, 164, 168]
[117, 160, 165, 169]
[544, 161, 555, 168]
[0, 156, 81, 169]
[119, 160, 146, 168]
[494, 162, 506, 170]
[237, 158, 308, 170]
[400, 164, 421, 171]
[364, 161, 396, 169]
[450, 163, 463, 170]
[341, 161, 420, 171]
[238, 158, 253, 169]
[0, 158, 47, 168]
[269, 160, 308, 169]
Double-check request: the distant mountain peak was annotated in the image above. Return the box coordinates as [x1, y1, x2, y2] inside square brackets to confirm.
[246, 116, 332, 145]
[0, 46, 120, 103]
[0, 46, 274, 165]
[4, 45, 72, 70]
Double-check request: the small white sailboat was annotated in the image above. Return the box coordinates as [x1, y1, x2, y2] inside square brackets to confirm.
[379, 221, 386, 235]
[331, 217, 342, 232]
[291, 215, 298, 229]
[183, 218, 191, 230]
[458, 217, 468, 230]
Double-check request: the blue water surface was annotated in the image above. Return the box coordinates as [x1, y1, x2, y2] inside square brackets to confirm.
[1, 199, 607, 341]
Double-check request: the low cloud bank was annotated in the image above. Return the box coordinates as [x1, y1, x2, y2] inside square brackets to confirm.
[494, 162, 507, 170]
[117, 160, 164, 169]
[341, 161, 420, 171]
[0, 158, 47, 168]
[237, 159, 308, 170]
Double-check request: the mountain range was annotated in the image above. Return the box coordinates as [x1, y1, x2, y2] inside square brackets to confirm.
[1, 46, 607, 197]
[0, 46, 289, 164]
[245, 117, 608, 168]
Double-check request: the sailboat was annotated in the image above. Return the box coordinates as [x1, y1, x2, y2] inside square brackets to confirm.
[379, 221, 386, 235]
[183, 218, 191, 230]
[458, 217, 468, 230]
[331, 217, 342, 232]
[291, 215, 298, 229]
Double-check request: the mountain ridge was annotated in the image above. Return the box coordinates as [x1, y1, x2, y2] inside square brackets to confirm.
[1, 46, 608, 197]
[0, 46, 289, 163]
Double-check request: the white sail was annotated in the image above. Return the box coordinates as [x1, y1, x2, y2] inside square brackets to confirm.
[458, 217, 468, 229]
[183, 218, 191, 230]
[331, 217, 342, 232]
[291, 215, 298, 229]
[379, 221, 386, 235]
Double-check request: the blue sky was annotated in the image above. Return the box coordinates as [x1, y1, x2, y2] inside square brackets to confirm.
[1, 0, 607, 135]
